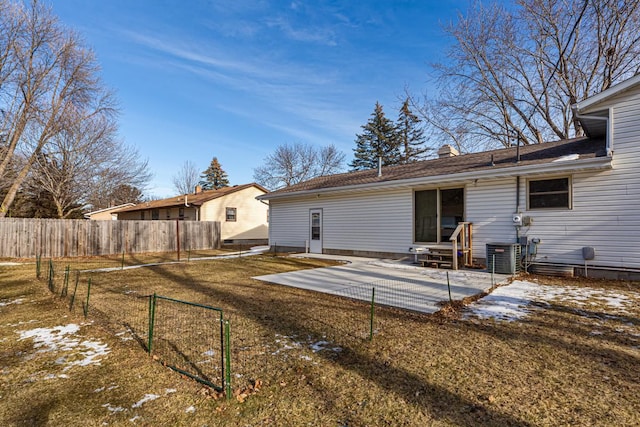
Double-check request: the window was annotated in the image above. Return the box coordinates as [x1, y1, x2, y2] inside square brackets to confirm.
[311, 212, 320, 240]
[414, 188, 464, 243]
[140, 211, 145, 220]
[151, 209, 159, 220]
[528, 177, 571, 209]
[179, 208, 185, 220]
[226, 207, 237, 222]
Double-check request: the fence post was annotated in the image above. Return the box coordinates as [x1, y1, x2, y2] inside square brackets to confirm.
[70, 271, 80, 310]
[176, 220, 181, 262]
[447, 271, 452, 303]
[369, 287, 375, 342]
[224, 319, 232, 399]
[36, 254, 41, 279]
[61, 265, 70, 297]
[47, 259, 54, 292]
[491, 254, 495, 286]
[121, 251, 125, 270]
[148, 293, 157, 354]
[83, 278, 92, 318]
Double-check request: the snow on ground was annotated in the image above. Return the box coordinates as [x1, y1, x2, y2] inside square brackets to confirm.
[17, 324, 110, 371]
[464, 280, 637, 322]
[0, 297, 25, 307]
[132, 393, 160, 408]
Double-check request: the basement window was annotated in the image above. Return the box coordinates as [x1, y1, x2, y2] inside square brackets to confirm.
[528, 177, 571, 209]
[226, 207, 237, 222]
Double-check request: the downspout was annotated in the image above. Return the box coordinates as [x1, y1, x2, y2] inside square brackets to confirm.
[515, 133, 521, 242]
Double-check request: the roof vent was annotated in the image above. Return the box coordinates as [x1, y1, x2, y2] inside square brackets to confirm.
[194, 185, 202, 194]
[438, 144, 459, 158]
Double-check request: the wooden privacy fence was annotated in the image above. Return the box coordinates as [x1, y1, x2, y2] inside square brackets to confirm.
[0, 219, 221, 258]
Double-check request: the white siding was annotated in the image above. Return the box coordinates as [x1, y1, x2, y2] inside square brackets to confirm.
[269, 188, 413, 253]
[269, 86, 640, 269]
[466, 178, 518, 259]
[518, 88, 640, 269]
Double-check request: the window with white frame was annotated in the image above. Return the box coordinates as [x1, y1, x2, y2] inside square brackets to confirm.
[528, 177, 571, 209]
[226, 207, 237, 222]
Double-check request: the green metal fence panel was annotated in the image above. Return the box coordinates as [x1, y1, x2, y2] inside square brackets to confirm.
[149, 295, 226, 392]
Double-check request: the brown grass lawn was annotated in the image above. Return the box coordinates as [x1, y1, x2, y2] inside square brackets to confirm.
[1, 254, 639, 426]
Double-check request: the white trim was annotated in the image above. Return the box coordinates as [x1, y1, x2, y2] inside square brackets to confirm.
[575, 74, 640, 111]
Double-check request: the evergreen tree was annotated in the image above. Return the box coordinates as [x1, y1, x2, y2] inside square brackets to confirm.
[397, 99, 430, 163]
[350, 102, 401, 171]
[199, 157, 230, 190]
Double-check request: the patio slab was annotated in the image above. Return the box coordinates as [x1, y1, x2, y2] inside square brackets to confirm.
[253, 254, 511, 314]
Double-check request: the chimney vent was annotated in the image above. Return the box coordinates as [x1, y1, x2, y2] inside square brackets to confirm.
[194, 185, 202, 194]
[438, 144, 459, 158]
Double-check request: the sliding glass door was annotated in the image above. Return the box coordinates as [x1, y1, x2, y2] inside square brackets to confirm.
[414, 188, 464, 243]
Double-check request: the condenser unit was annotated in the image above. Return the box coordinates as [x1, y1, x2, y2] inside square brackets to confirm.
[486, 243, 521, 274]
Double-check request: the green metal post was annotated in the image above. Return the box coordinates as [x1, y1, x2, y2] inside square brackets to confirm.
[491, 254, 495, 286]
[36, 254, 41, 279]
[70, 271, 80, 310]
[62, 265, 70, 297]
[48, 259, 54, 292]
[447, 271, 452, 303]
[224, 319, 232, 399]
[369, 287, 375, 342]
[83, 278, 92, 318]
[148, 293, 157, 354]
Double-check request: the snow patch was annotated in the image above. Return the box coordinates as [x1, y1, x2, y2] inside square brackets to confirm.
[185, 405, 196, 413]
[132, 393, 160, 408]
[0, 297, 25, 307]
[102, 403, 126, 413]
[18, 324, 110, 370]
[465, 280, 636, 322]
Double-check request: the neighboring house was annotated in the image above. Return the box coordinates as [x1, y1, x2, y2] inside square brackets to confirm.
[116, 183, 269, 243]
[84, 203, 136, 220]
[259, 75, 640, 278]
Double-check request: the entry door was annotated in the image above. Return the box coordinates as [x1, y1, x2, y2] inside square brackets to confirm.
[309, 209, 323, 253]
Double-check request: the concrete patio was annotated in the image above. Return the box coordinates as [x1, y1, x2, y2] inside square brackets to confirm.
[253, 253, 512, 314]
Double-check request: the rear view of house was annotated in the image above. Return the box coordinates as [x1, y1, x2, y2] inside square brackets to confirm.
[116, 183, 268, 244]
[259, 75, 640, 279]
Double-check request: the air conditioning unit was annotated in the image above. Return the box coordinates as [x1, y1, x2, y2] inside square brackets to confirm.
[486, 243, 521, 274]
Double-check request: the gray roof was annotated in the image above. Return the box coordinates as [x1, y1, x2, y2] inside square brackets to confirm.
[263, 137, 607, 198]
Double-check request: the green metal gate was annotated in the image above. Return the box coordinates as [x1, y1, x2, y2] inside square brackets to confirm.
[148, 294, 231, 396]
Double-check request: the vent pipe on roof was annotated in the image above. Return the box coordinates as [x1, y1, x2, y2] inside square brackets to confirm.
[194, 185, 202, 194]
[377, 156, 382, 177]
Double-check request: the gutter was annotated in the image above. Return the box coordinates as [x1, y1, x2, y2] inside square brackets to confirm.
[573, 106, 613, 157]
[258, 156, 612, 201]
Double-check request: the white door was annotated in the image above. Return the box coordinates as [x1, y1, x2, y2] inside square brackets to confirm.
[309, 209, 323, 253]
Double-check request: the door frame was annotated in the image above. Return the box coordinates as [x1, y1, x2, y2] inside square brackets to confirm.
[309, 208, 323, 254]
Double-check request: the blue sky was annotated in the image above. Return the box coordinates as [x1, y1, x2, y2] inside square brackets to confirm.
[51, 0, 471, 198]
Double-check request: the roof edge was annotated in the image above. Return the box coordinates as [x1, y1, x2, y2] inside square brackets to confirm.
[575, 74, 640, 112]
[258, 156, 612, 201]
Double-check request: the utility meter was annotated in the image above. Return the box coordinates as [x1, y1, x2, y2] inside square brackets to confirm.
[512, 213, 523, 226]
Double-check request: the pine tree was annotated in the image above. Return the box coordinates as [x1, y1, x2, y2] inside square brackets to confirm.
[397, 99, 430, 163]
[199, 157, 230, 190]
[349, 102, 401, 171]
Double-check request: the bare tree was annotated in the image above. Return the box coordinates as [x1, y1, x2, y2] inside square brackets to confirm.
[0, 0, 117, 216]
[32, 108, 149, 217]
[253, 142, 345, 190]
[416, 0, 640, 151]
[84, 143, 151, 210]
[172, 160, 200, 195]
